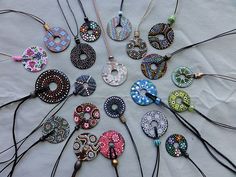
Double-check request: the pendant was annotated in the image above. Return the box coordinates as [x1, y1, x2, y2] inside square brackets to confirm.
[80, 21, 101, 42]
[172, 66, 194, 88]
[148, 23, 174, 50]
[44, 27, 71, 53]
[168, 90, 191, 112]
[74, 75, 96, 96]
[107, 16, 132, 41]
[70, 43, 96, 69]
[104, 96, 126, 118]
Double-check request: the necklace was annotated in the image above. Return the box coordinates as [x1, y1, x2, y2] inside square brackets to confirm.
[92, 0, 128, 86]
[57, 0, 96, 69]
[148, 0, 179, 50]
[107, 0, 132, 41]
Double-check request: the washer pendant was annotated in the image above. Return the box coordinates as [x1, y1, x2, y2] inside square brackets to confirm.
[22, 46, 47, 72]
[141, 54, 167, 80]
[107, 16, 132, 41]
[130, 79, 157, 106]
[74, 75, 96, 96]
[172, 66, 194, 88]
[141, 110, 168, 138]
[102, 61, 128, 86]
[74, 103, 100, 129]
[73, 133, 100, 161]
[70, 43, 96, 69]
[35, 69, 70, 104]
[165, 134, 188, 157]
[148, 23, 174, 50]
[42, 116, 70, 144]
[104, 96, 126, 118]
[168, 90, 191, 112]
[80, 21, 101, 42]
[126, 37, 147, 60]
[44, 27, 71, 53]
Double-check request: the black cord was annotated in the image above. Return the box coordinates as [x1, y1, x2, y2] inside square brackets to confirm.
[109, 145, 119, 177]
[77, 0, 88, 20]
[0, 95, 30, 109]
[71, 160, 82, 177]
[174, 0, 179, 15]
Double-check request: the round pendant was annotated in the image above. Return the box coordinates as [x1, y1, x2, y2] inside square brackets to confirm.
[44, 27, 71, 53]
[168, 90, 191, 112]
[172, 66, 194, 88]
[130, 79, 157, 106]
[102, 61, 128, 86]
[99, 130, 125, 159]
[42, 116, 70, 144]
[74, 103, 100, 129]
[126, 37, 147, 60]
[74, 75, 96, 96]
[141, 110, 168, 139]
[141, 54, 167, 80]
[70, 43, 96, 69]
[35, 69, 70, 104]
[73, 133, 100, 161]
[22, 46, 47, 72]
[104, 96, 126, 118]
[107, 16, 132, 41]
[148, 23, 174, 50]
[165, 134, 188, 157]
[80, 21, 101, 42]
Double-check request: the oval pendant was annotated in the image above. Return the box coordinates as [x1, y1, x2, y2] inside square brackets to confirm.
[104, 96, 126, 118]
[126, 37, 147, 60]
[80, 21, 101, 42]
[168, 90, 191, 112]
[172, 66, 194, 88]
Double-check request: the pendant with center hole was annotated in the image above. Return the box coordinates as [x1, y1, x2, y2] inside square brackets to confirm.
[73, 133, 100, 161]
[80, 21, 101, 42]
[148, 23, 174, 50]
[107, 16, 132, 41]
[141, 54, 167, 80]
[74, 75, 96, 96]
[102, 61, 128, 86]
[165, 134, 188, 157]
[172, 66, 194, 88]
[104, 96, 126, 118]
[42, 116, 70, 144]
[168, 90, 191, 112]
[22, 46, 47, 72]
[126, 37, 147, 60]
[70, 43, 96, 69]
[44, 27, 71, 53]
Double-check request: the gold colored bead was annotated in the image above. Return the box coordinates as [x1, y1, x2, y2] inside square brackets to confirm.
[112, 159, 119, 167]
[43, 23, 50, 31]
[194, 73, 204, 79]
[134, 31, 140, 38]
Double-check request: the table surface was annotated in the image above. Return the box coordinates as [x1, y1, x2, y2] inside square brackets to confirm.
[0, 0, 236, 177]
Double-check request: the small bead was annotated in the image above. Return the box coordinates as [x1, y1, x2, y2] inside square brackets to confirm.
[154, 139, 161, 146]
[188, 105, 195, 112]
[118, 11, 123, 16]
[112, 159, 119, 167]
[168, 15, 176, 25]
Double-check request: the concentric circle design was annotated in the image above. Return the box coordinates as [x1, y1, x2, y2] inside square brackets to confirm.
[104, 96, 126, 118]
[22, 46, 47, 72]
[73, 133, 100, 161]
[44, 27, 71, 53]
[148, 23, 174, 50]
[171, 66, 194, 88]
[141, 54, 167, 80]
[130, 80, 157, 106]
[42, 116, 70, 144]
[74, 75, 96, 96]
[165, 134, 188, 157]
[99, 130, 125, 159]
[80, 21, 101, 42]
[141, 110, 168, 138]
[35, 69, 70, 104]
[126, 37, 147, 60]
[70, 43, 96, 69]
[168, 90, 191, 112]
[107, 16, 132, 41]
[73, 103, 100, 129]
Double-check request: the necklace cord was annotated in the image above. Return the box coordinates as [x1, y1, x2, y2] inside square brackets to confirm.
[77, 0, 88, 20]
[152, 127, 160, 177]
[174, 0, 179, 15]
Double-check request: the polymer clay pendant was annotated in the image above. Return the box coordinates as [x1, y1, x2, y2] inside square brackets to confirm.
[22, 46, 47, 72]
[168, 90, 191, 112]
[44, 27, 71, 53]
[80, 21, 101, 42]
[104, 96, 126, 118]
[141, 110, 168, 138]
[74, 75, 96, 96]
[165, 134, 188, 157]
[74, 103, 100, 129]
[141, 54, 167, 80]
[148, 23, 174, 50]
[35, 69, 70, 104]
[172, 66, 193, 88]
[102, 61, 128, 86]
[70, 43, 96, 69]
[107, 16, 132, 41]
[42, 115, 70, 144]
